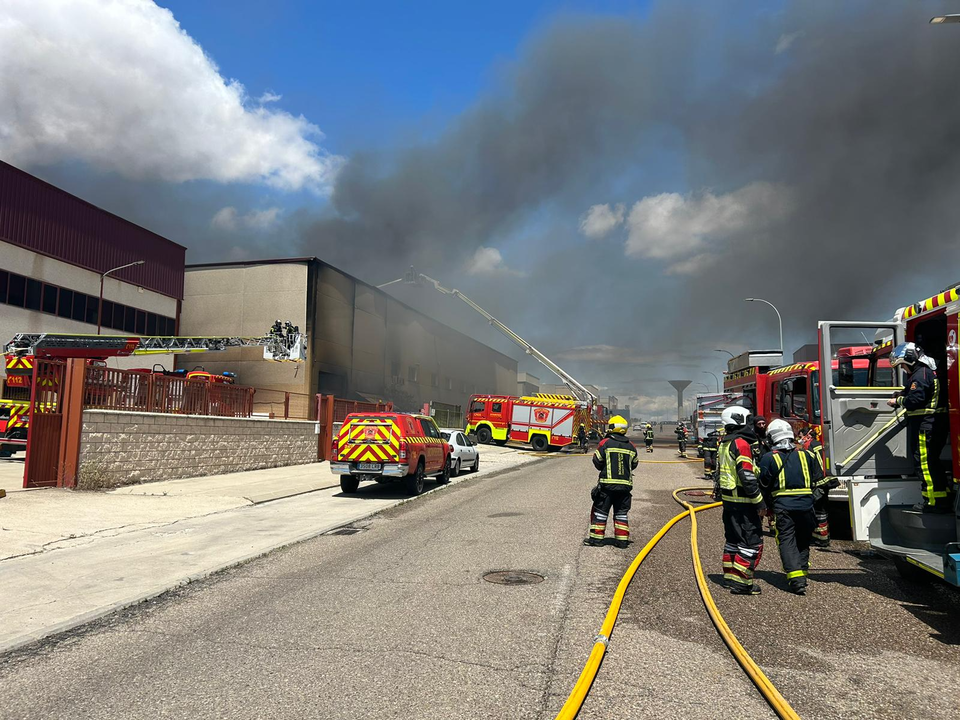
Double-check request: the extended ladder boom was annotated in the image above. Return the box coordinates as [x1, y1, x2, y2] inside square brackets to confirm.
[416, 273, 598, 405]
[4, 322, 306, 362]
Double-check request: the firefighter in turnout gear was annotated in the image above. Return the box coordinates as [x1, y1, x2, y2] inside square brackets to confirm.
[577, 423, 588, 453]
[759, 420, 829, 595]
[702, 429, 719, 480]
[717, 406, 765, 595]
[798, 427, 836, 547]
[585, 415, 639, 549]
[643, 423, 655, 452]
[676, 423, 689, 457]
[887, 343, 952, 512]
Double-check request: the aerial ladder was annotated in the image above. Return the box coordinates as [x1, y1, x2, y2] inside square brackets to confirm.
[380, 267, 600, 407]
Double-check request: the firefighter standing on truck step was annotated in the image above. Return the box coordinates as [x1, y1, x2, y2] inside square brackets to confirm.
[759, 420, 829, 595]
[717, 406, 765, 595]
[644, 423, 655, 453]
[584, 415, 639, 549]
[887, 342, 952, 513]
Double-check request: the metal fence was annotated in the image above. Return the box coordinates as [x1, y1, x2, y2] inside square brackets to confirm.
[430, 401, 464, 429]
[83, 366, 254, 417]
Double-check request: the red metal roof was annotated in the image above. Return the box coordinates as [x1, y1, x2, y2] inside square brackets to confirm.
[0, 161, 185, 299]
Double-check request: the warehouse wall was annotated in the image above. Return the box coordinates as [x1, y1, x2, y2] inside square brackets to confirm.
[178, 263, 309, 394]
[181, 259, 518, 412]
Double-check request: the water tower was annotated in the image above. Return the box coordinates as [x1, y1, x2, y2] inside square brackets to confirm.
[668, 380, 691, 424]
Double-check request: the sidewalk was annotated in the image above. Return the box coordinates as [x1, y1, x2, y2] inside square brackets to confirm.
[0, 446, 541, 654]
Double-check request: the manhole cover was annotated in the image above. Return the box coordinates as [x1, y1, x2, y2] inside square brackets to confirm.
[487, 512, 524, 518]
[483, 570, 544, 585]
[324, 527, 365, 536]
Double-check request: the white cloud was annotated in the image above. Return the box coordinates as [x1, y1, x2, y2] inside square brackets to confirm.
[579, 203, 625, 239]
[775, 32, 801, 55]
[0, 0, 342, 192]
[466, 246, 524, 277]
[258, 91, 282, 104]
[623, 182, 792, 272]
[211, 206, 282, 232]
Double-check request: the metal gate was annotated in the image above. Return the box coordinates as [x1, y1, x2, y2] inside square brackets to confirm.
[23, 359, 65, 488]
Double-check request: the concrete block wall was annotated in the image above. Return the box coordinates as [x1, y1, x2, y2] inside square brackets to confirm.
[78, 410, 317, 487]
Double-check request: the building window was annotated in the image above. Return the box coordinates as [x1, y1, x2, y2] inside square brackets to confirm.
[431, 372, 439, 388]
[85, 295, 99, 325]
[391, 360, 401, 377]
[7, 273, 25, 307]
[71, 291, 87, 322]
[25, 279, 42, 311]
[446, 377, 453, 391]
[58, 288, 73, 318]
[42, 284, 58, 315]
[408, 365, 419, 383]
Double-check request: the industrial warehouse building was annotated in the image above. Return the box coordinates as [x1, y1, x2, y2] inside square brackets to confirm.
[0, 161, 184, 371]
[178, 259, 519, 412]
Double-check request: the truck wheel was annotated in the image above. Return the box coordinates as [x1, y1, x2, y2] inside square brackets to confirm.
[494, 439, 508, 446]
[436, 458, 451, 485]
[531, 435, 549, 452]
[340, 475, 360, 494]
[405, 460, 425, 496]
[477, 426, 493, 444]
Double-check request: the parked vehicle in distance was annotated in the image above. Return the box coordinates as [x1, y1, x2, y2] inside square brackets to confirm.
[330, 412, 451, 496]
[440, 428, 480, 476]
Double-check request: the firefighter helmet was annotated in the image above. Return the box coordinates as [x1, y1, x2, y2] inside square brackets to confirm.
[608, 415, 628, 434]
[767, 419, 794, 445]
[720, 405, 750, 428]
[890, 342, 919, 369]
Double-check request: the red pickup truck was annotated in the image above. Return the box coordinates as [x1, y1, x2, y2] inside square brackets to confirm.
[329, 412, 452, 496]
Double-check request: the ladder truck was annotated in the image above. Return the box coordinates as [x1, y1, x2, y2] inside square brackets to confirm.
[0, 323, 305, 456]
[382, 267, 606, 434]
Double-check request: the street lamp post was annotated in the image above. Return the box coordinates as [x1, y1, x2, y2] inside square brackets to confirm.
[98, 260, 145, 334]
[714, 349, 734, 358]
[702, 370, 720, 393]
[744, 297, 783, 354]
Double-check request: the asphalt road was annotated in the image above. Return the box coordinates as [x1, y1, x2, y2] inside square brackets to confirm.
[2, 436, 959, 719]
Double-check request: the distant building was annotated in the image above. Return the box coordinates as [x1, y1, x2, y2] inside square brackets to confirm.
[517, 372, 540, 397]
[179, 258, 518, 411]
[607, 395, 619, 410]
[0, 160, 184, 373]
[793, 344, 818, 363]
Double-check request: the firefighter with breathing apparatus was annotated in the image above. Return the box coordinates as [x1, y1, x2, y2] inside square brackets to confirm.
[717, 406, 765, 595]
[886, 342, 953, 513]
[676, 423, 689, 457]
[702, 428, 719, 480]
[758, 419, 830, 595]
[584, 415, 639, 549]
[643, 422, 655, 453]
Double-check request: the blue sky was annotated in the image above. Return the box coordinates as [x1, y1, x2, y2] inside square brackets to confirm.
[157, 0, 653, 154]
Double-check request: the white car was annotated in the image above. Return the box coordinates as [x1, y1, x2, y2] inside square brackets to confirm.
[440, 428, 480, 476]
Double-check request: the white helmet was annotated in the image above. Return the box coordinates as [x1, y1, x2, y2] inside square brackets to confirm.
[767, 419, 794, 445]
[720, 405, 751, 428]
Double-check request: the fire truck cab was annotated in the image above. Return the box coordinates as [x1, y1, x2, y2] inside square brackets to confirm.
[465, 393, 591, 452]
[817, 292, 960, 585]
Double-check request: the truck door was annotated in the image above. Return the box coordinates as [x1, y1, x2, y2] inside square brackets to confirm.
[818, 321, 909, 479]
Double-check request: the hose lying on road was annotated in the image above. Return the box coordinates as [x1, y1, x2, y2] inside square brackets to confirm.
[554, 487, 800, 720]
[672, 487, 800, 720]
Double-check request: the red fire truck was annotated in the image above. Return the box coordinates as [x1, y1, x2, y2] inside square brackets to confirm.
[466, 393, 591, 452]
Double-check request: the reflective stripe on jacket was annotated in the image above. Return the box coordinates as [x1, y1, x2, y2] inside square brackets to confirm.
[593, 434, 639, 487]
[718, 435, 762, 504]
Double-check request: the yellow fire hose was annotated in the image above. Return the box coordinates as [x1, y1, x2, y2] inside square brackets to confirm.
[554, 487, 800, 720]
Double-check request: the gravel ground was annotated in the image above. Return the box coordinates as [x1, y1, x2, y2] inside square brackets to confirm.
[1, 434, 957, 720]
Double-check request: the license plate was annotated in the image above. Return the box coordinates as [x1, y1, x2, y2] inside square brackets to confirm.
[357, 462, 382, 471]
